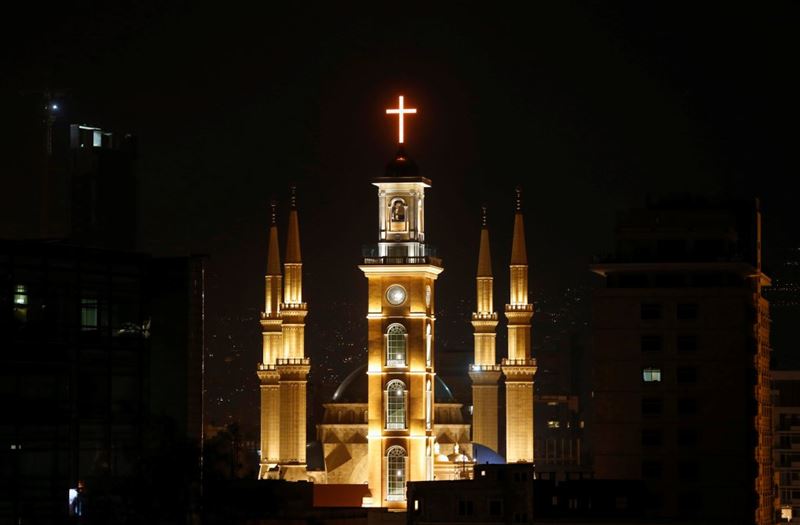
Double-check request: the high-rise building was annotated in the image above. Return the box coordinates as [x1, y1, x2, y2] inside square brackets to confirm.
[67, 124, 138, 250]
[0, 240, 204, 523]
[772, 370, 800, 522]
[589, 197, 772, 523]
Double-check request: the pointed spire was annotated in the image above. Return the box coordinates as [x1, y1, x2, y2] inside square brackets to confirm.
[267, 200, 281, 276]
[285, 185, 302, 263]
[477, 205, 492, 277]
[510, 186, 527, 265]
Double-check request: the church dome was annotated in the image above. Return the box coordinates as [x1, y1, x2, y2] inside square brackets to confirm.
[332, 363, 455, 403]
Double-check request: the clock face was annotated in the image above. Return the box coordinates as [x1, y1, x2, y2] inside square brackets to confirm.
[386, 284, 406, 306]
[425, 285, 431, 307]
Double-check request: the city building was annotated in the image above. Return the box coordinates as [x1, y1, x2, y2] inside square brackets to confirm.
[2, 95, 138, 251]
[67, 124, 138, 250]
[773, 370, 800, 522]
[589, 197, 772, 523]
[407, 463, 643, 524]
[0, 239, 204, 523]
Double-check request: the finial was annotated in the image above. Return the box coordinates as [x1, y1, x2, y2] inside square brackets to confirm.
[289, 185, 297, 209]
[270, 200, 278, 226]
[515, 186, 522, 212]
[481, 205, 488, 228]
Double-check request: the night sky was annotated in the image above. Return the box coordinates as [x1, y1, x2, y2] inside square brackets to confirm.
[3, 3, 799, 427]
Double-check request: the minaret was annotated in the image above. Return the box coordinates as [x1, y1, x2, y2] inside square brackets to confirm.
[257, 201, 282, 479]
[469, 206, 501, 453]
[360, 94, 440, 510]
[502, 187, 537, 463]
[277, 186, 310, 481]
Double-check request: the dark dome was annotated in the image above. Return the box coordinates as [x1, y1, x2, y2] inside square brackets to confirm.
[472, 443, 506, 465]
[332, 364, 455, 403]
[385, 146, 419, 178]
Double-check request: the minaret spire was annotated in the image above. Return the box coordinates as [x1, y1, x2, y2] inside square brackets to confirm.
[258, 199, 284, 478]
[285, 185, 302, 267]
[477, 206, 492, 278]
[502, 186, 536, 463]
[510, 186, 527, 267]
[470, 205, 501, 452]
[266, 200, 281, 277]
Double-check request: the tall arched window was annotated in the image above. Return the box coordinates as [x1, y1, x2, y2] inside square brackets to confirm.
[426, 379, 432, 430]
[386, 446, 407, 501]
[386, 324, 407, 367]
[425, 323, 432, 367]
[385, 380, 407, 429]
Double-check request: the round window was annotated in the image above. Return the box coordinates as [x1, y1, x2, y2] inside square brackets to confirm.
[386, 285, 407, 306]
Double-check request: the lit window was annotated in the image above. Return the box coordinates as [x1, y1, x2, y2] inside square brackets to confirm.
[92, 130, 102, 147]
[385, 380, 406, 429]
[386, 324, 406, 367]
[13, 284, 28, 322]
[386, 446, 406, 500]
[643, 368, 661, 382]
[425, 379, 432, 430]
[547, 420, 560, 429]
[425, 323, 432, 367]
[81, 299, 99, 331]
[13, 285, 28, 305]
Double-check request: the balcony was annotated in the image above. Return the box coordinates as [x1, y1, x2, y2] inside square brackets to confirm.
[502, 358, 537, 367]
[470, 364, 502, 372]
[362, 244, 442, 267]
[276, 357, 310, 366]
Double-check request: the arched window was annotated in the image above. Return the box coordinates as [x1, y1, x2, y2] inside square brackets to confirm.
[425, 323, 432, 367]
[385, 380, 407, 430]
[386, 446, 407, 501]
[426, 379, 432, 430]
[386, 324, 407, 367]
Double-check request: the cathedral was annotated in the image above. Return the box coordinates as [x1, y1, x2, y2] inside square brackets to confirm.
[255, 96, 536, 509]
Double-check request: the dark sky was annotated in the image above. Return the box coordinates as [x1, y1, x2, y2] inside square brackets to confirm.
[3, 2, 799, 425]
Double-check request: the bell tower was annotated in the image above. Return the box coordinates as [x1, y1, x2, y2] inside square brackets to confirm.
[360, 96, 441, 509]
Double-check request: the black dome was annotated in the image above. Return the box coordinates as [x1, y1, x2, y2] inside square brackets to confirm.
[332, 364, 455, 403]
[385, 146, 419, 178]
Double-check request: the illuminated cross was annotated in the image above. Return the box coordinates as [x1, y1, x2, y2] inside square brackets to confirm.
[385, 95, 417, 144]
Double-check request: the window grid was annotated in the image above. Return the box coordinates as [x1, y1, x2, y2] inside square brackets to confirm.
[386, 380, 406, 430]
[386, 324, 407, 367]
[387, 446, 406, 500]
[643, 367, 662, 382]
[81, 298, 99, 331]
